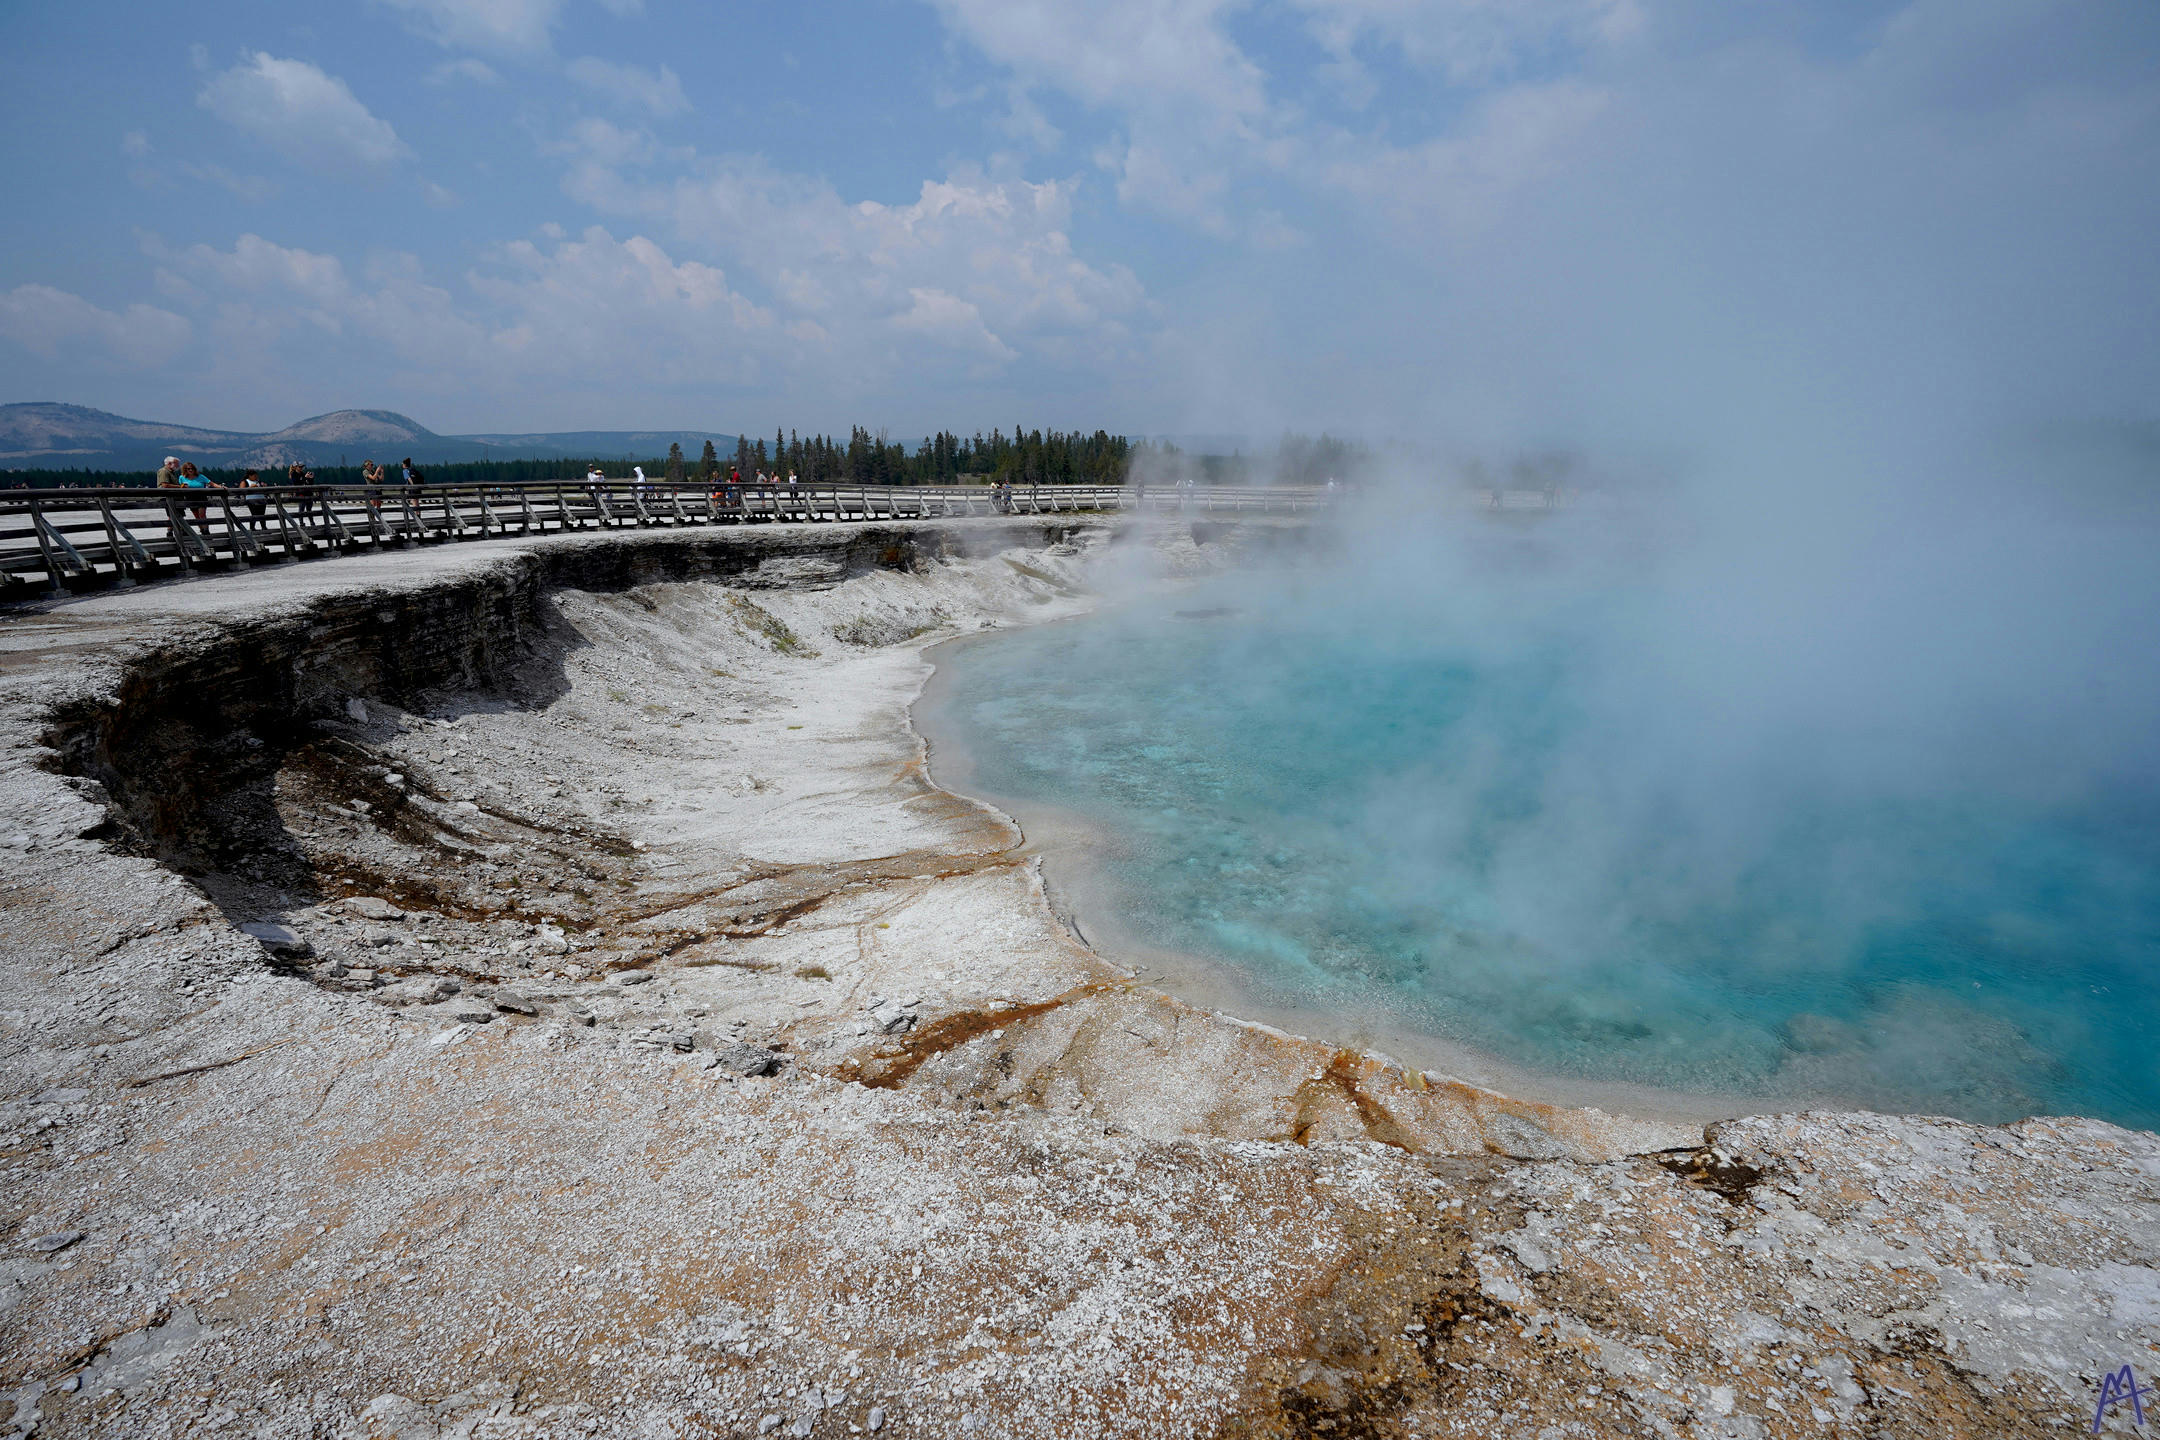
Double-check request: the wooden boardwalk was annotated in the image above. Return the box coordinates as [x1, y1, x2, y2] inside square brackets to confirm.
[0, 480, 1324, 598]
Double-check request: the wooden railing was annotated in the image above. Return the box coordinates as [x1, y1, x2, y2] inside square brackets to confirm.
[0, 479, 1326, 597]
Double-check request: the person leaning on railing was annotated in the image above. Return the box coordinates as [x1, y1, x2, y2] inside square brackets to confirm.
[177, 462, 214, 523]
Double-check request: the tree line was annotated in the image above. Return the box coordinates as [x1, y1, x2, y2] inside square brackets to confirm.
[704, 427, 1136, 487]
[5, 426, 1142, 490]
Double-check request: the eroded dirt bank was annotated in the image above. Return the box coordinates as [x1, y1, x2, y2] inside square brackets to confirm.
[0, 517, 2154, 1439]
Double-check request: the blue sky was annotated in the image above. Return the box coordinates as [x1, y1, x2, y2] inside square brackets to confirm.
[1, 0, 2155, 446]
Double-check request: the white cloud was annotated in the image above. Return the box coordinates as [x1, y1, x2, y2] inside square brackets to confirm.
[566, 56, 691, 117]
[183, 162, 279, 202]
[924, 0, 1639, 234]
[160, 233, 357, 312]
[135, 229, 775, 396]
[473, 228, 770, 376]
[1293, 0, 1643, 84]
[119, 128, 275, 201]
[0, 285, 192, 368]
[198, 53, 408, 172]
[577, 160, 1148, 377]
[1325, 79, 1611, 242]
[375, 0, 565, 55]
[930, 0, 1265, 130]
[428, 57, 504, 86]
[1105, 139, 1233, 233]
[929, 0, 1269, 228]
[891, 289, 1019, 365]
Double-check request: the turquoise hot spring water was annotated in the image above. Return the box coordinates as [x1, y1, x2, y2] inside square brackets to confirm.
[923, 521, 2160, 1126]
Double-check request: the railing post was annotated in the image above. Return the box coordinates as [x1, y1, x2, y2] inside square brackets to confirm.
[27, 499, 67, 595]
[267, 495, 303, 560]
[218, 489, 264, 561]
[95, 497, 146, 585]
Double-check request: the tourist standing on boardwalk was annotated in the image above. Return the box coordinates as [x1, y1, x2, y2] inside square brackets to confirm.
[241, 471, 268, 530]
[287, 462, 317, 529]
[178, 462, 211, 523]
[401, 458, 421, 487]
[156, 456, 182, 489]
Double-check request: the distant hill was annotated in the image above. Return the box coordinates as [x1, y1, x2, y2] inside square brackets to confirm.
[0, 403, 739, 471]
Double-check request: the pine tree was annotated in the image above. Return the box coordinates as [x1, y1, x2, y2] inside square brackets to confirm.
[665, 442, 685, 484]
[699, 440, 719, 480]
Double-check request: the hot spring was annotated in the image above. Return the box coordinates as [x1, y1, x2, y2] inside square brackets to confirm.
[924, 501, 2160, 1127]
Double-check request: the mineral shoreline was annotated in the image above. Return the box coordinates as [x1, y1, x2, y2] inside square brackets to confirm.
[1, 517, 2154, 1438]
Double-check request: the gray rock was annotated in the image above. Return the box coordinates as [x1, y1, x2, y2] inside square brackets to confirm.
[362, 928, 399, 948]
[789, 1418, 812, 1438]
[24, 1231, 83, 1254]
[240, 921, 312, 960]
[314, 960, 349, 979]
[495, 998, 541, 1017]
[345, 698, 369, 723]
[1483, 1111, 1574, 1162]
[759, 1417, 782, 1435]
[867, 1407, 886, 1432]
[620, 971, 655, 986]
[658, 1031, 694, 1052]
[347, 968, 378, 986]
[713, 1043, 784, 1077]
[453, 1011, 496, 1025]
[342, 896, 406, 922]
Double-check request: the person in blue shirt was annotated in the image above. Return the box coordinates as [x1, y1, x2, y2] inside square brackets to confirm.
[177, 461, 212, 523]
